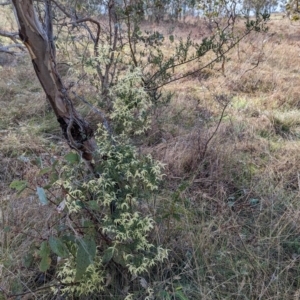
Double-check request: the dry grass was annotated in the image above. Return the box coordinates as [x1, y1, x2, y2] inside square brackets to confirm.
[2, 13, 300, 299]
[141, 17, 300, 299]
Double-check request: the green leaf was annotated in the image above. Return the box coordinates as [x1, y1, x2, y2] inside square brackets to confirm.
[11, 280, 23, 294]
[36, 187, 48, 205]
[39, 241, 50, 257]
[249, 198, 259, 206]
[75, 237, 96, 281]
[113, 246, 128, 267]
[64, 152, 80, 164]
[169, 35, 174, 43]
[62, 234, 76, 243]
[39, 241, 51, 272]
[50, 171, 58, 184]
[35, 156, 43, 168]
[61, 235, 77, 256]
[49, 236, 69, 258]
[51, 159, 58, 169]
[88, 200, 99, 211]
[23, 252, 34, 268]
[9, 180, 27, 194]
[43, 184, 52, 190]
[4, 226, 11, 232]
[40, 256, 51, 272]
[175, 290, 189, 300]
[102, 247, 114, 264]
[39, 167, 52, 176]
[159, 290, 171, 299]
[75, 200, 84, 208]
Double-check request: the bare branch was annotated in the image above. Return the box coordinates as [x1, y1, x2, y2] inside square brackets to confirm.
[0, 30, 18, 38]
[0, 2, 11, 5]
[201, 99, 230, 159]
[0, 43, 25, 55]
[51, 0, 101, 57]
[72, 17, 101, 50]
[51, 0, 73, 19]
[0, 31, 25, 55]
[0, 29, 19, 43]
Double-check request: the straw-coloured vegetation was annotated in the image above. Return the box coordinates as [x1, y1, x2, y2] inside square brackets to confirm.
[1, 0, 300, 298]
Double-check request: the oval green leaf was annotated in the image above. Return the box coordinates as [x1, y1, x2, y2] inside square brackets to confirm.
[49, 236, 69, 258]
[37, 187, 48, 205]
[75, 237, 96, 281]
[64, 152, 80, 163]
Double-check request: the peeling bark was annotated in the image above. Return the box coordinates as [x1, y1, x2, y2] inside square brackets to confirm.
[11, 0, 96, 162]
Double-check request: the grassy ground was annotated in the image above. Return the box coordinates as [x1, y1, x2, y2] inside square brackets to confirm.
[2, 11, 300, 299]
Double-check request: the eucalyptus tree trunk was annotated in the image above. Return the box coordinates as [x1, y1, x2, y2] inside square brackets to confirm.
[11, 0, 96, 162]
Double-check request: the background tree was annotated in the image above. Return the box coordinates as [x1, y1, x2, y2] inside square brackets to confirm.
[243, 0, 278, 16]
[286, 0, 300, 19]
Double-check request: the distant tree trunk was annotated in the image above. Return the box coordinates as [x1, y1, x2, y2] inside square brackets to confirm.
[11, 0, 96, 163]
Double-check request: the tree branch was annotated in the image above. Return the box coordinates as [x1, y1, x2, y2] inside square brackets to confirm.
[146, 29, 257, 91]
[71, 17, 101, 57]
[0, 43, 25, 55]
[0, 30, 19, 41]
[51, 0, 73, 19]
